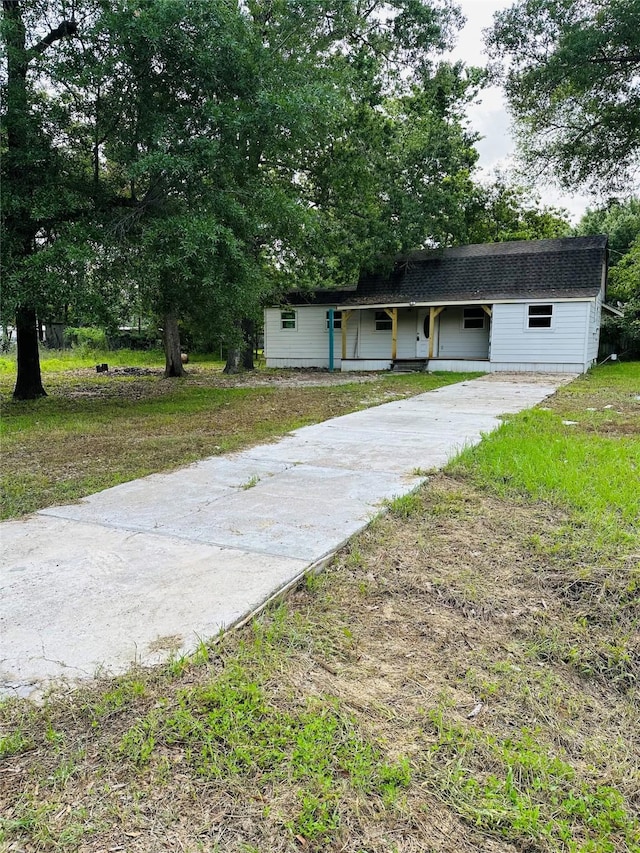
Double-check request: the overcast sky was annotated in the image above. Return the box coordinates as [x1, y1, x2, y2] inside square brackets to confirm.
[448, 0, 593, 223]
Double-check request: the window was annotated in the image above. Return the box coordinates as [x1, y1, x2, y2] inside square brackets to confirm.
[375, 310, 392, 331]
[528, 304, 553, 328]
[325, 310, 342, 330]
[280, 309, 296, 330]
[463, 307, 486, 329]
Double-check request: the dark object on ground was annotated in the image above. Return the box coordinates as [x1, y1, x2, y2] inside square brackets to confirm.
[112, 367, 160, 376]
[96, 363, 109, 373]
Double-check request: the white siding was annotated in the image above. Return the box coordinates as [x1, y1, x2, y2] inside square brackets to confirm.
[490, 302, 591, 370]
[264, 306, 356, 367]
[352, 309, 430, 359]
[341, 359, 392, 371]
[488, 362, 585, 373]
[437, 307, 490, 359]
[266, 298, 598, 374]
[357, 310, 392, 359]
[586, 292, 603, 363]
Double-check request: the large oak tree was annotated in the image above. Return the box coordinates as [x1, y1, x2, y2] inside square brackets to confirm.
[3, 0, 481, 396]
[486, 0, 640, 193]
[1, 1, 86, 398]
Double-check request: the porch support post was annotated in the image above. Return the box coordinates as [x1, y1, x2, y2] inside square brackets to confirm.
[328, 308, 334, 372]
[384, 308, 398, 360]
[341, 310, 352, 360]
[428, 306, 445, 359]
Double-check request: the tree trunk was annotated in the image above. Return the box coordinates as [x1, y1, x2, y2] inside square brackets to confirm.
[162, 310, 185, 377]
[242, 317, 255, 370]
[224, 318, 254, 374]
[13, 305, 46, 400]
[223, 346, 242, 374]
[5, 5, 46, 400]
[4, 4, 78, 400]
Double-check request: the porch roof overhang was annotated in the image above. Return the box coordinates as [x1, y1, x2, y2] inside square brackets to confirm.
[335, 296, 598, 311]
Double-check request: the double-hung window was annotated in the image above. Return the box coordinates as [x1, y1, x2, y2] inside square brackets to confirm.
[325, 310, 342, 330]
[280, 309, 296, 330]
[463, 307, 485, 329]
[527, 304, 553, 329]
[280, 308, 297, 329]
[375, 310, 392, 331]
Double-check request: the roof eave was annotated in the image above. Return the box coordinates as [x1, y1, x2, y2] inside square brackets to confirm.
[337, 295, 600, 310]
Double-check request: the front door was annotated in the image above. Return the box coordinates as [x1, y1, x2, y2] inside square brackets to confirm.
[416, 309, 429, 357]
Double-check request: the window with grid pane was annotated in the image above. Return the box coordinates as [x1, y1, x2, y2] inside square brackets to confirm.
[325, 310, 342, 330]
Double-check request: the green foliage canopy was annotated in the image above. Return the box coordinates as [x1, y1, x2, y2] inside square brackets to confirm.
[486, 0, 640, 193]
[575, 198, 640, 354]
[574, 197, 640, 269]
[2, 0, 486, 393]
[463, 177, 571, 244]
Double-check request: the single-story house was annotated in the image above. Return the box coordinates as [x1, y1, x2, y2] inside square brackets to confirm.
[264, 235, 609, 374]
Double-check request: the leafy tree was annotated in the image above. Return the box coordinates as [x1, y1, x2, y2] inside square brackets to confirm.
[278, 9, 482, 283]
[575, 198, 640, 355]
[3, 0, 485, 393]
[608, 236, 640, 302]
[1, 1, 91, 398]
[101, 0, 481, 370]
[463, 177, 571, 244]
[89, 0, 270, 377]
[574, 197, 640, 268]
[486, 0, 640, 193]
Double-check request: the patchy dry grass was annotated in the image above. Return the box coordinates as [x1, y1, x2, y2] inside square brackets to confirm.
[1, 362, 638, 852]
[0, 364, 472, 519]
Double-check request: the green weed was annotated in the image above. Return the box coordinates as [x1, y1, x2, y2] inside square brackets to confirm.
[85, 677, 146, 724]
[384, 490, 424, 519]
[0, 727, 32, 758]
[0, 799, 96, 849]
[241, 474, 260, 490]
[116, 662, 410, 842]
[424, 709, 639, 851]
[304, 571, 323, 593]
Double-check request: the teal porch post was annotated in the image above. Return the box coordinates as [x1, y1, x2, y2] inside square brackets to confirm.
[328, 308, 334, 372]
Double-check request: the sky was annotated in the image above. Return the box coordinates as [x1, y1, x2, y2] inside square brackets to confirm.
[448, 0, 593, 224]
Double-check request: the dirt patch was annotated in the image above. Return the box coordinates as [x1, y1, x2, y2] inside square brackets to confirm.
[475, 371, 578, 386]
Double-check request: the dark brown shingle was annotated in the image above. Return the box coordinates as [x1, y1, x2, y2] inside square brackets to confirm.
[340, 236, 608, 306]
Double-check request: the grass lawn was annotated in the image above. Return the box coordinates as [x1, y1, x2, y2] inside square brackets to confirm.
[0, 360, 639, 852]
[0, 350, 474, 519]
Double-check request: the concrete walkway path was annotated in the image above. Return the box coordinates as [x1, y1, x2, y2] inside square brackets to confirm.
[0, 374, 569, 698]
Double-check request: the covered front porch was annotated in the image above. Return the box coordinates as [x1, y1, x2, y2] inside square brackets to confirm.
[335, 303, 492, 371]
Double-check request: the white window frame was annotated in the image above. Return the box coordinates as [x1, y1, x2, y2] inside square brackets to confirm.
[375, 310, 392, 331]
[280, 309, 297, 330]
[325, 310, 342, 331]
[527, 304, 554, 329]
[462, 307, 486, 330]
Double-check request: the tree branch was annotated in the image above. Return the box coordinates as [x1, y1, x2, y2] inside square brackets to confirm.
[29, 19, 78, 59]
[592, 51, 640, 66]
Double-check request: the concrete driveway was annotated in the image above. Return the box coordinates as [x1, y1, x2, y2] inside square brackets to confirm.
[0, 374, 570, 698]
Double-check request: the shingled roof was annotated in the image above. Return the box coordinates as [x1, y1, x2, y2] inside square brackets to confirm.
[332, 236, 608, 307]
